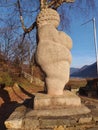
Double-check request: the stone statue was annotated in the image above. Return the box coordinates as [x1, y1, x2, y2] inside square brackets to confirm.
[4, 8, 91, 130]
[36, 8, 72, 96]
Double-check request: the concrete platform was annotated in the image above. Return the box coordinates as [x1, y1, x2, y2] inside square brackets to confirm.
[27, 104, 90, 117]
[5, 104, 91, 130]
[34, 90, 81, 109]
[5, 91, 91, 130]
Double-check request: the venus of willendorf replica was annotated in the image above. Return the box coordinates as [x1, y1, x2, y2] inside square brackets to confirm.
[5, 8, 91, 130]
[36, 8, 72, 96]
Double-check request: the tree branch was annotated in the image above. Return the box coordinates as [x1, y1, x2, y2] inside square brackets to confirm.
[17, 0, 36, 34]
[47, 0, 57, 8]
[48, 0, 74, 8]
[17, 0, 26, 31]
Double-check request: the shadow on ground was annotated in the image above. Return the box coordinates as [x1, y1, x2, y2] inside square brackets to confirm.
[0, 84, 19, 130]
[0, 84, 35, 130]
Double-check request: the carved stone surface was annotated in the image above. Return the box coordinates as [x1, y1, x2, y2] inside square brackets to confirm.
[37, 8, 60, 28]
[36, 8, 72, 95]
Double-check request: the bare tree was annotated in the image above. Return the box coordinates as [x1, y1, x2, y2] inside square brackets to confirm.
[0, 0, 96, 33]
[12, 37, 30, 64]
[0, 28, 13, 61]
[15, 0, 96, 34]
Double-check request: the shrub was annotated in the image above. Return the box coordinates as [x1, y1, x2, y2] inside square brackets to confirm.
[0, 72, 13, 86]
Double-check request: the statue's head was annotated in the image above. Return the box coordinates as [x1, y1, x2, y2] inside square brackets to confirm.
[37, 8, 60, 28]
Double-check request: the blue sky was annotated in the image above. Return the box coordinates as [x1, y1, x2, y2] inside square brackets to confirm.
[70, 18, 97, 68]
[65, 1, 98, 68]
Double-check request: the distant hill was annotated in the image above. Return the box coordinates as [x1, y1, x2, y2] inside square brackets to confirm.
[71, 62, 98, 78]
[70, 67, 79, 74]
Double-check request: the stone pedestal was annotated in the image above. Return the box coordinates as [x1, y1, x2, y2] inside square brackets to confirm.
[34, 90, 81, 110]
[5, 100, 91, 130]
[5, 91, 92, 130]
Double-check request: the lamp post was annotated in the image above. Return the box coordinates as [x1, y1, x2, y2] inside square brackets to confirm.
[81, 18, 98, 74]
